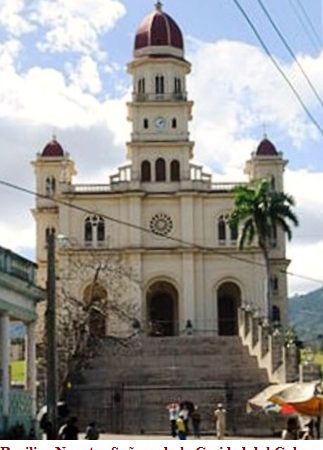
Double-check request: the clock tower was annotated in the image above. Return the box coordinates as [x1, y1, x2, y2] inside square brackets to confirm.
[127, 1, 194, 185]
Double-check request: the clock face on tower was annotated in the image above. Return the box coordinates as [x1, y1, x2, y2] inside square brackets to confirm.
[154, 116, 166, 129]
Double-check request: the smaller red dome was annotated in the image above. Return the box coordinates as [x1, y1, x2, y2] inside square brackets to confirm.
[256, 138, 278, 156]
[135, 3, 183, 52]
[42, 137, 64, 157]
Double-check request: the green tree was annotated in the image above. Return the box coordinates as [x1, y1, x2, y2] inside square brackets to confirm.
[229, 178, 298, 319]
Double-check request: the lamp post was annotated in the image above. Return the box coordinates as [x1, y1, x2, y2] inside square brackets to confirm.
[46, 229, 57, 438]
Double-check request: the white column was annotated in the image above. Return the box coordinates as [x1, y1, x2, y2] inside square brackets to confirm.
[25, 321, 37, 417]
[0, 312, 10, 430]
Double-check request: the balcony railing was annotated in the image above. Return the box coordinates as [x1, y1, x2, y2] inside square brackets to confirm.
[64, 184, 112, 193]
[0, 247, 36, 283]
[132, 92, 188, 102]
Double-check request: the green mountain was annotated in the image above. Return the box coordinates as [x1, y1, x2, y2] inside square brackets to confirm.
[288, 288, 323, 346]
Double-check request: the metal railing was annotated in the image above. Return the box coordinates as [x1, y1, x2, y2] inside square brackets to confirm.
[132, 92, 188, 102]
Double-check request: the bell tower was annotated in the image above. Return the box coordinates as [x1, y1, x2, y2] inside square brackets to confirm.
[127, 2, 194, 185]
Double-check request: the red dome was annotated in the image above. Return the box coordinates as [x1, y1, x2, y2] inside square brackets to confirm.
[135, 3, 183, 51]
[42, 138, 64, 157]
[256, 138, 278, 156]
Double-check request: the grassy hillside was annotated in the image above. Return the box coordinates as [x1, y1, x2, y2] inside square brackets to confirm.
[10, 360, 25, 383]
[288, 287, 323, 346]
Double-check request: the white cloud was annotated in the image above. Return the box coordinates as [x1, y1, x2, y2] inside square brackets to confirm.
[67, 56, 102, 95]
[285, 169, 323, 294]
[32, 0, 126, 54]
[0, 0, 33, 36]
[0, 39, 21, 69]
[189, 40, 322, 174]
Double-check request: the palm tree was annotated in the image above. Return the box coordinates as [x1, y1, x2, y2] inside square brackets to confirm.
[229, 178, 298, 320]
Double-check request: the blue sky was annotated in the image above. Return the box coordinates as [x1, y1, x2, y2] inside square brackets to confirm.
[0, 0, 323, 295]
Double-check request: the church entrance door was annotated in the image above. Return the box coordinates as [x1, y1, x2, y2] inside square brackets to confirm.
[217, 282, 241, 336]
[147, 281, 178, 336]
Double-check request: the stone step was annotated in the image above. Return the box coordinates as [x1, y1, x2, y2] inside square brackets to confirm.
[67, 335, 271, 435]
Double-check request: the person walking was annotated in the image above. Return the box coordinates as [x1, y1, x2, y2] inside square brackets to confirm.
[85, 421, 100, 439]
[281, 416, 299, 439]
[58, 416, 79, 440]
[179, 403, 190, 435]
[176, 414, 187, 440]
[166, 401, 180, 437]
[191, 405, 201, 438]
[214, 403, 226, 439]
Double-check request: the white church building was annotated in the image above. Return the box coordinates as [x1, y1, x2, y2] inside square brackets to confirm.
[32, 2, 289, 343]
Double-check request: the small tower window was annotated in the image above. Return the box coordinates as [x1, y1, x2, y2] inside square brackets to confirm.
[218, 215, 226, 243]
[45, 227, 55, 241]
[174, 77, 182, 93]
[272, 305, 281, 323]
[141, 160, 151, 182]
[271, 226, 277, 248]
[155, 75, 164, 94]
[138, 78, 145, 94]
[45, 176, 56, 196]
[170, 160, 180, 181]
[172, 118, 177, 129]
[271, 276, 279, 293]
[156, 158, 166, 181]
[143, 118, 149, 129]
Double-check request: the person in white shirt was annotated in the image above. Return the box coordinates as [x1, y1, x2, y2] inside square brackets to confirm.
[214, 403, 226, 439]
[166, 402, 180, 437]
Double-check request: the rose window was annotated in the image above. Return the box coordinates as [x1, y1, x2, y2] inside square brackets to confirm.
[150, 213, 173, 236]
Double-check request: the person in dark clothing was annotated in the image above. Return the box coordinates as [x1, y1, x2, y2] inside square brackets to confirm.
[191, 406, 201, 438]
[85, 421, 100, 440]
[59, 417, 79, 439]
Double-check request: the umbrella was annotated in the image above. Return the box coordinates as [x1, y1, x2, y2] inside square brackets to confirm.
[247, 383, 294, 414]
[264, 403, 296, 415]
[269, 380, 323, 417]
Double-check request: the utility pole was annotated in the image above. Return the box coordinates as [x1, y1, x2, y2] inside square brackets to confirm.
[46, 229, 57, 438]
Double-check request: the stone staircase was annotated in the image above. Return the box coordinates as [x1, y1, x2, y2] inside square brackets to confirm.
[66, 335, 283, 436]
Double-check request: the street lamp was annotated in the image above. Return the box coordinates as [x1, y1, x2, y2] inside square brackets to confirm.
[46, 228, 57, 438]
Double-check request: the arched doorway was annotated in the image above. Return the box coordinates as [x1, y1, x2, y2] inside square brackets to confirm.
[146, 281, 179, 336]
[217, 282, 241, 336]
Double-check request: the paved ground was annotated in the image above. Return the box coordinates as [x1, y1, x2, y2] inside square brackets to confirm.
[84, 433, 279, 440]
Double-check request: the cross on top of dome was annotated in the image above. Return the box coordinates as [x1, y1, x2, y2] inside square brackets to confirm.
[155, 1, 163, 11]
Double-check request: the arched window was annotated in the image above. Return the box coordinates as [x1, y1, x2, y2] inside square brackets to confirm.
[45, 176, 56, 196]
[97, 218, 105, 242]
[172, 118, 177, 128]
[143, 118, 149, 129]
[155, 158, 166, 181]
[170, 160, 180, 181]
[155, 75, 164, 94]
[218, 215, 226, 243]
[272, 305, 281, 323]
[84, 218, 93, 242]
[84, 215, 105, 244]
[230, 222, 238, 242]
[141, 160, 151, 182]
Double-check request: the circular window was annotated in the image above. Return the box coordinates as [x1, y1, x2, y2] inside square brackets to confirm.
[150, 213, 173, 236]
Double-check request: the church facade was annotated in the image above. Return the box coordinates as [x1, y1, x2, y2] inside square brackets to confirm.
[32, 2, 289, 343]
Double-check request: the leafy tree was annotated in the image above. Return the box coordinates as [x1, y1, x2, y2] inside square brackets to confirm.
[229, 178, 298, 319]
